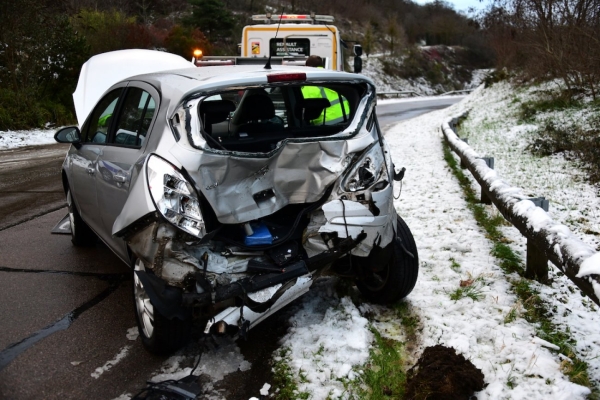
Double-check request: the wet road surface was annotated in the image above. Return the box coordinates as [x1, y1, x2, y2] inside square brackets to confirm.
[377, 96, 464, 131]
[0, 98, 462, 399]
[0, 143, 69, 231]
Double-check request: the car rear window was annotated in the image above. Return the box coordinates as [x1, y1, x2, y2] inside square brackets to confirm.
[196, 82, 369, 153]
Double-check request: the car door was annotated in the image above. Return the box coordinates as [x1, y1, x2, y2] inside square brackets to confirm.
[94, 83, 159, 259]
[68, 88, 124, 236]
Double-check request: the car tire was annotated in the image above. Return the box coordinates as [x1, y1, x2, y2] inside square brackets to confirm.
[67, 189, 96, 246]
[356, 215, 419, 304]
[132, 257, 191, 354]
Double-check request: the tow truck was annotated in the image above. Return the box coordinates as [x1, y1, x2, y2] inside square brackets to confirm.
[195, 14, 361, 72]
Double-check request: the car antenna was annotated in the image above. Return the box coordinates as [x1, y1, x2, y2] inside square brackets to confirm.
[264, 6, 286, 70]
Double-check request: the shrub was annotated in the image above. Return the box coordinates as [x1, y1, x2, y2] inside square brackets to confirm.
[527, 121, 600, 184]
[0, 89, 75, 131]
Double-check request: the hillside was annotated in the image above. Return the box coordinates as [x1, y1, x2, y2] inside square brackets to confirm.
[0, 0, 491, 130]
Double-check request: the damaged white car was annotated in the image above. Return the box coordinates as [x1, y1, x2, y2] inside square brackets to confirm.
[54, 50, 419, 354]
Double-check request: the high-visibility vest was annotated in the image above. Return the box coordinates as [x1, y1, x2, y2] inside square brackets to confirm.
[301, 86, 350, 125]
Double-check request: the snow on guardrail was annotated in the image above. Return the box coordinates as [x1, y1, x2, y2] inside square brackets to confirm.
[442, 116, 600, 306]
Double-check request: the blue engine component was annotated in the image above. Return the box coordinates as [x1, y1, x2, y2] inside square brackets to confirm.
[244, 221, 273, 246]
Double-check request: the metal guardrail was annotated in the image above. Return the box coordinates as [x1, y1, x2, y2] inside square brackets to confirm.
[376, 89, 474, 98]
[443, 115, 600, 306]
[439, 89, 474, 96]
[376, 91, 420, 98]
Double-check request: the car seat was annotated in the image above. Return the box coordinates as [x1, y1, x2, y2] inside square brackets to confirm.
[231, 93, 281, 137]
[294, 98, 331, 126]
[199, 99, 236, 135]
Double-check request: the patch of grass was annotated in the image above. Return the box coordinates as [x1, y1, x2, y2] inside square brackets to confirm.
[506, 365, 517, 389]
[352, 328, 407, 399]
[394, 301, 420, 338]
[504, 303, 519, 324]
[449, 275, 486, 302]
[271, 347, 310, 400]
[449, 257, 461, 272]
[492, 243, 523, 275]
[449, 284, 484, 302]
[519, 96, 581, 123]
[442, 141, 597, 394]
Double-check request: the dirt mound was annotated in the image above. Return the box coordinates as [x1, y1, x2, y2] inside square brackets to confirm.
[405, 345, 485, 400]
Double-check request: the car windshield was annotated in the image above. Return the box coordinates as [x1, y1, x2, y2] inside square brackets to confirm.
[196, 82, 369, 153]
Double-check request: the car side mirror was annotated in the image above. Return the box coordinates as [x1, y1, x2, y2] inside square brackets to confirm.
[353, 44, 363, 57]
[54, 126, 81, 144]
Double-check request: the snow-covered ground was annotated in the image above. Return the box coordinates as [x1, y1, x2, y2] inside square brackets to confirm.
[262, 87, 598, 399]
[5, 81, 598, 399]
[360, 54, 489, 95]
[0, 128, 58, 149]
[129, 84, 597, 399]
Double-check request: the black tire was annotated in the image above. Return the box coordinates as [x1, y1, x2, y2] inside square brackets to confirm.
[132, 257, 191, 354]
[66, 189, 96, 246]
[356, 215, 419, 304]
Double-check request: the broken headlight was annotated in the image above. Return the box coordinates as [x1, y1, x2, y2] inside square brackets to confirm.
[146, 154, 205, 238]
[341, 145, 386, 192]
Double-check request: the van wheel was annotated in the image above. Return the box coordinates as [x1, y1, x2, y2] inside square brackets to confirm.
[132, 258, 191, 354]
[66, 189, 96, 246]
[356, 215, 419, 304]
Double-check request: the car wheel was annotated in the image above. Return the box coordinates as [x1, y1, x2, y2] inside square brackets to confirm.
[132, 257, 191, 354]
[356, 215, 419, 304]
[66, 188, 96, 246]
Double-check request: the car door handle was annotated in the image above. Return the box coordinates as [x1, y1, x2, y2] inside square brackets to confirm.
[113, 174, 127, 183]
[87, 167, 95, 175]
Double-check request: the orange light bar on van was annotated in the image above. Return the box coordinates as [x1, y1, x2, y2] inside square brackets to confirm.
[267, 72, 307, 83]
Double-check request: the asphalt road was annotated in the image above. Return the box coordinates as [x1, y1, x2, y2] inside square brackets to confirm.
[0, 144, 69, 231]
[376, 96, 464, 131]
[0, 97, 463, 399]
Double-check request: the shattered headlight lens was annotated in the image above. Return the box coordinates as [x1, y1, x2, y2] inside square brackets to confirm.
[146, 154, 205, 238]
[341, 145, 385, 192]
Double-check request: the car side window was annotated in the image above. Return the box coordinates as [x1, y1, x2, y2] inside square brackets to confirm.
[112, 88, 156, 148]
[82, 89, 122, 143]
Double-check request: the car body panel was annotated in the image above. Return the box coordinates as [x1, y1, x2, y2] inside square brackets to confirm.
[67, 146, 102, 233]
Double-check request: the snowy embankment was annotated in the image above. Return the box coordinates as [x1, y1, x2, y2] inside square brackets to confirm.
[360, 54, 488, 95]
[0, 128, 57, 149]
[269, 87, 599, 398]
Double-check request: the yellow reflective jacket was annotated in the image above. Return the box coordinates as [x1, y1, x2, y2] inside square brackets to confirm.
[301, 86, 350, 125]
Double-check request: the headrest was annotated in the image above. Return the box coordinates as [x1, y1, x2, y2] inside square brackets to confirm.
[199, 100, 236, 124]
[240, 95, 275, 122]
[295, 98, 331, 121]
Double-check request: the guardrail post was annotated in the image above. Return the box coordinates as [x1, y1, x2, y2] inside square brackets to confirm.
[460, 138, 468, 168]
[525, 197, 550, 284]
[479, 157, 494, 204]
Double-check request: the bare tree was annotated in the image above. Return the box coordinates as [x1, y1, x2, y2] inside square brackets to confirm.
[486, 0, 600, 98]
